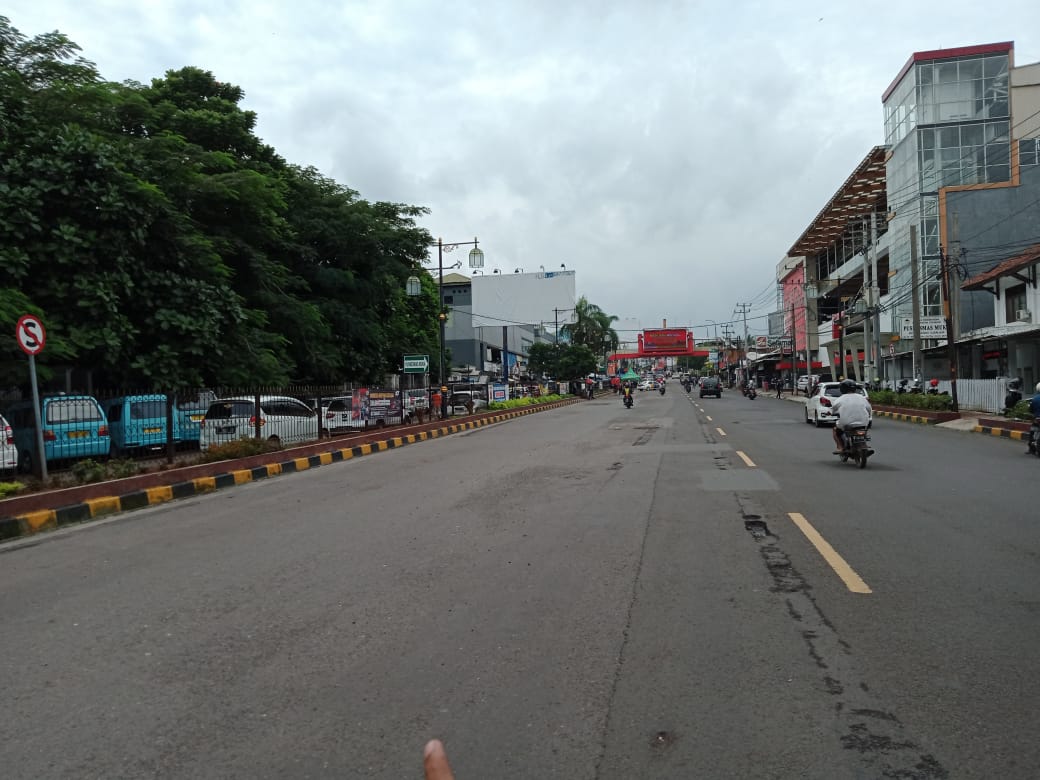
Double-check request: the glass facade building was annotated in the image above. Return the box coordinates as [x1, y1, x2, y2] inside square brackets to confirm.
[881, 43, 1013, 339]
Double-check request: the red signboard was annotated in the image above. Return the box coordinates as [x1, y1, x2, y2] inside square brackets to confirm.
[641, 328, 690, 353]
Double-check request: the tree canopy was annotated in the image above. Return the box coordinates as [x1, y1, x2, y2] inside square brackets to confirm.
[0, 17, 438, 390]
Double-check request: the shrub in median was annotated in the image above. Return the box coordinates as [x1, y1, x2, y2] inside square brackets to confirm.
[0, 481, 25, 500]
[868, 390, 954, 412]
[487, 394, 565, 411]
[198, 437, 283, 463]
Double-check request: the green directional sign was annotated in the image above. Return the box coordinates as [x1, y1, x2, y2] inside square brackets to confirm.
[403, 354, 430, 374]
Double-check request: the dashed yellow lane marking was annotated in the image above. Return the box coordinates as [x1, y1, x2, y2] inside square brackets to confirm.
[146, 485, 173, 504]
[716, 427, 727, 437]
[85, 496, 121, 517]
[736, 451, 756, 468]
[788, 512, 872, 594]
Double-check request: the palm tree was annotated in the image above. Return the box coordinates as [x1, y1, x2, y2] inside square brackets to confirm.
[562, 296, 619, 367]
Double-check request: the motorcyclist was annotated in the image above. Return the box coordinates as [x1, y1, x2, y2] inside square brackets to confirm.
[830, 379, 872, 454]
[622, 382, 634, 406]
[1027, 381, 1040, 454]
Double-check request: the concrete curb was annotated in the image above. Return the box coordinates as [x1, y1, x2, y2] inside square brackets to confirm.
[974, 425, 1027, 441]
[873, 410, 936, 425]
[0, 400, 575, 544]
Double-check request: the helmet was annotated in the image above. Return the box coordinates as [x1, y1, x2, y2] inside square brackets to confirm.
[930, 378, 939, 387]
[1035, 382, 1040, 393]
[839, 379, 858, 394]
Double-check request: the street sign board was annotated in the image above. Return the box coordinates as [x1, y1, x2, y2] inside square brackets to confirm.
[16, 314, 46, 356]
[756, 336, 769, 349]
[403, 354, 430, 373]
[900, 316, 947, 341]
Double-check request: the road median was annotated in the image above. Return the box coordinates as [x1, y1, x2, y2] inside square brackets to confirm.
[1, 398, 579, 543]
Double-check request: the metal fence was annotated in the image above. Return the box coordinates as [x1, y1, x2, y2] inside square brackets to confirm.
[930, 378, 1009, 414]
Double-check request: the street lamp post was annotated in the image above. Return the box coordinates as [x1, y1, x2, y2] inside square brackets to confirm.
[426, 238, 482, 422]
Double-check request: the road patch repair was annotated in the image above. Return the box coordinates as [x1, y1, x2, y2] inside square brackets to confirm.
[0, 399, 578, 543]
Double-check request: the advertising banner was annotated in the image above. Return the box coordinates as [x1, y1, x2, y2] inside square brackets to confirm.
[351, 388, 369, 422]
[491, 383, 508, 402]
[641, 328, 690, 353]
[900, 316, 947, 341]
[368, 389, 402, 422]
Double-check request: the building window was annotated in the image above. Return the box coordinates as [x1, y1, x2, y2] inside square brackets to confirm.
[1021, 138, 1039, 166]
[1006, 283, 1027, 323]
[443, 295, 454, 304]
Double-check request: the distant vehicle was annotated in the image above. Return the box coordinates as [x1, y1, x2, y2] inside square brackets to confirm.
[796, 375, 812, 393]
[5, 394, 110, 473]
[199, 396, 319, 451]
[638, 380, 655, 392]
[321, 396, 357, 433]
[804, 381, 872, 428]
[699, 377, 722, 398]
[0, 413, 18, 475]
[104, 394, 172, 456]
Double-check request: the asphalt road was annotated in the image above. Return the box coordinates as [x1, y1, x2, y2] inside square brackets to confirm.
[1, 387, 1037, 779]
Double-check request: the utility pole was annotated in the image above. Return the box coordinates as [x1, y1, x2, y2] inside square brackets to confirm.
[869, 211, 880, 387]
[939, 247, 960, 412]
[910, 224, 922, 380]
[736, 302, 752, 384]
[862, 218, 874, 384]
[802, 274, 815, 395]
[950, 212, 961, 350]
[837, 304, 846, 381]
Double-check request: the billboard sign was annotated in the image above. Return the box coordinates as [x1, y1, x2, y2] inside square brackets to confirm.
[471, 271, 576, 327]
[641, 328, 690, 353]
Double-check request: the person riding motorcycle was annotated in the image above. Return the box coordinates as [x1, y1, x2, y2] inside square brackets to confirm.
[830, 379, 872, 454]
[622, 382, 634, 406]
[1028, 381, 1040, 454]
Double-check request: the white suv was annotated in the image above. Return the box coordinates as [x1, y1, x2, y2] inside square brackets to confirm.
[199, 396, 319, 451]
[804, 382, 872, 428]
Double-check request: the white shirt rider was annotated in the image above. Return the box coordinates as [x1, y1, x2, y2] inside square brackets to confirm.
[831, 392, 872, 428]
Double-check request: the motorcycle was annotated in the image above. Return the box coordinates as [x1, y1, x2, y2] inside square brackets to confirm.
[837, 424, 873, 468]
[1004, 378, 1023, 416]
[623, 393, 634, 409]
[659, 384, 666, 396]
[1029, 416, 1040, 456]
[747, 385, 757, 400]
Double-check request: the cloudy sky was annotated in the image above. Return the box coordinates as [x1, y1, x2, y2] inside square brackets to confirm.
[7, 1, 1040, 340]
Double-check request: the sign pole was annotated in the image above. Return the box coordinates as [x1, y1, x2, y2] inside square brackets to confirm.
[27, 353, 47, 481]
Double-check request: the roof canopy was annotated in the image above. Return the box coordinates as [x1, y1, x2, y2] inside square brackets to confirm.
[962, 243, 1040, 293]
[787, 146, 888, 258]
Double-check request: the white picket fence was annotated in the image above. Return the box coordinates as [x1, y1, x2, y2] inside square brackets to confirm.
[933, 378, 1010, 414]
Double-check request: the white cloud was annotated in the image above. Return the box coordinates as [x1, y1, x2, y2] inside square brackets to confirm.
[6, 0, 1040, 334]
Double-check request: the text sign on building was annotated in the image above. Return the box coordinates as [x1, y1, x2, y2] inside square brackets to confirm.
[755, 336, 769, 350]
[900, 317, 947, 341]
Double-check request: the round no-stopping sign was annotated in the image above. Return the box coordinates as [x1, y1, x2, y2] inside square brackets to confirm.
[16, 314, 46, 356]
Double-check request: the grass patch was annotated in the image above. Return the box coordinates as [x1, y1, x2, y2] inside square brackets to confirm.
[0, 481, 25, 500]
[486, 394, 565, 411]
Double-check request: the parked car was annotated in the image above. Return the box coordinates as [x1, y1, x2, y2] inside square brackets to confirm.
[199, 396, 319, 452]
[699, 376, 722, 398]
[0, 413, 18, 475]
[796, 375, 811, 393]
[449, 391, 487, 415]
[321, 396, 357, 433]
[175, 390, 217, 444]
[804, 382, 873, 428]
[402, 389, 430, 423]
[104, 394, 172, 456]
[5, 394, 110, 473]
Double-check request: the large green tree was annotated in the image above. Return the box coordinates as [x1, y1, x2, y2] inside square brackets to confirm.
[0, 18, 440, 390]
[561, 296, 619, 361]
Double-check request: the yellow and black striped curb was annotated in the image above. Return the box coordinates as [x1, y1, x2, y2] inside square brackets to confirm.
[0, 402, 572, 543]
[974, 425, 1027, 441]
[873, 410, 938, 425]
